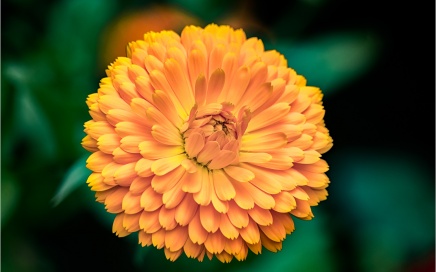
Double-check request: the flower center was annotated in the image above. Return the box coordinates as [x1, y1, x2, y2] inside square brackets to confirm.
[180, 103, 250, 169]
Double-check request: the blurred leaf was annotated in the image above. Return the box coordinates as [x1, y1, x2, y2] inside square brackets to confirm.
[330, 148, 435, 271]
[270, 31, 380, 95]
[5, 62, 57, 160]
[52, 155, 90, 206]
[1, 171, 20, 227]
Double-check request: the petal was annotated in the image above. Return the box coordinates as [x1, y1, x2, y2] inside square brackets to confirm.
[223, 165, 254, 183]
[162, 177, 186, 209]
[86, 151, 113, 172]
[113, 213, 130, 237]
[188, 209, 208, 244]
[165, 226, 188, 251]
[206, 68, 225, 104]
[184, 238, 204, 259]
[227, 200, 249, 228]
[204, 231, 225, 254]
[208, 150, 237, 170]
[212, 170, 236, 201]
[151, 154, 187, 176]
[197, 141, 220, 164]
[193, 167, 212, 205]
[140, 141, 184, 160]
[199, 203, 221, 233]
[114, 162, 137, 186]
[248, 205, 273, 226]
[140, 186, 163, 212]
[123, 212, 141, 232]
[220, 213, 239, 239]
[239, 218, 260, 244]
[139, 210, 161, 233]
[151, 166, 185, 194]
[135, 158, 154, 177]
[175, 194, 198, 226]
[246, 102, 290, 132]
[184, 131, 205, 158]
[138, 231, 152, 246]
[159, 206, 177, 230]
[122, 191, 142, 214]
[272, 191, 296, 213]
[105, 187, 129, 213]
[151, 124, 183, 146]
[130, 176, 152, 194]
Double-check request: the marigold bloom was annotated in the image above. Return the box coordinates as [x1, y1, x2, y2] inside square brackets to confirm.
[82, 23, 333, 263]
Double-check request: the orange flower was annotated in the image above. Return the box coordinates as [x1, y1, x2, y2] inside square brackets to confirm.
[82, 24, 333, 263]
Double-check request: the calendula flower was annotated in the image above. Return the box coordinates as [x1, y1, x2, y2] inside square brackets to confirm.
[82, 23, 333, 263]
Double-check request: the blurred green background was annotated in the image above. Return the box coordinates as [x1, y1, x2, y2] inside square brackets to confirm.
[2, 0, 434, 271]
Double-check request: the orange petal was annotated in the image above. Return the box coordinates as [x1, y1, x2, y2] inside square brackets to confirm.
[113, 213, 130, 237]
[151, 124, 183, 146]
[139, 141, 184, 160]
[208, 150, 237, 170]
[162, 178, 186, 209]
[181, 167, 202, 193]
[120, 135, 150, 153]
[223, 165, 254, 182]
[212, 170, 236, 201]
[204, 231, 225, 254]
[164, 248, 183, 261]
[238, 152, 272, 163]
[113, 147, 142, 164]
[239, 218, 260, 244]
[130, 176, 152, 194]
[140, 186, 163, 212]
[159, 206, 177, 230]
[184, 238, 204, 259]
[248, 205, 273, 226]
[86, 151, 113, 172]
[231, 178, 255, 210]
[206, 68, 225, 104]
[105, 187, 129, 213]
[241, 132, 287, 152]
[114, 162, 137, 186]
[259, 213, 286, 242]
[138, 231, 152, 246]
[152, 228, 166, 249]
[123, 212, 141, 232]
[219, 213, 239, 240]
[151, 154, 186, 176]
[227, 200, 249, 228]
[272, 191, 296, 213]
[135, 158, 154, 177]
[97, 134, 121, 154]
[193, 167, 212, 205]
[188, 209, 208, 244]
[197, 141, 220, 164]
[184, 131, 205, 158]
[151, 166, 185, 194]
[139, 210, 161, 233]
[290, 198, 313, 219]
[122, 191, 142, 214]
[175, 194, 198, 226]
[224, 236, 243, 255]
[247, 241, 262, 254]
[199, 203, 221, 233]
[152, 90, 184, 128]
[246, 102, 290, 133]
[259, 231, 282, 252]
[87, 173, 114, 191]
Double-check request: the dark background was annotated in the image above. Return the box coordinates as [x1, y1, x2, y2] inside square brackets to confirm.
[2, 0, 434, 271]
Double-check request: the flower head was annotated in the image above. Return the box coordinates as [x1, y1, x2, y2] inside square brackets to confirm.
[82, 24, 333, 263]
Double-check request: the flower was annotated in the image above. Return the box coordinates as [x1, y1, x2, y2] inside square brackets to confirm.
[82, 23, 333, 263]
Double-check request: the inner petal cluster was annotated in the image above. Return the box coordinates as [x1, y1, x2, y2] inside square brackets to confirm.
[181, 103, 249, 170]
